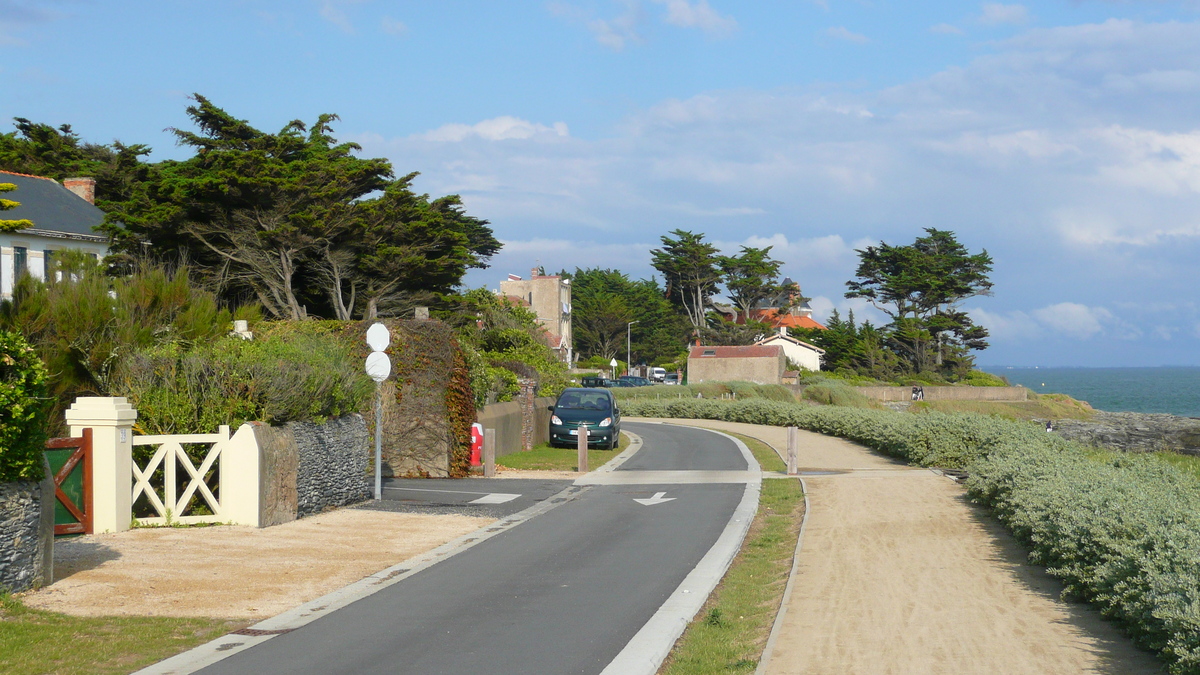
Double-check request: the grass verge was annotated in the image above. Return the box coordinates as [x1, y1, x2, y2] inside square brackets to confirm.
[658, 433, 805, 675]
[495, 437, 625, 471]
[0, 593, 243, 675]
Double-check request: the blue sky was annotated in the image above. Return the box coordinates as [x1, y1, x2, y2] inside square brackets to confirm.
[4, 1, 1200, 367]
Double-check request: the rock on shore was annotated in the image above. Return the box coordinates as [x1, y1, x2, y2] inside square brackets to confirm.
[1052, 411, 1200, 456]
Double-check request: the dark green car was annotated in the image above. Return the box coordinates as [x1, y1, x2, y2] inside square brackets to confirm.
[548, 387, 622, 449]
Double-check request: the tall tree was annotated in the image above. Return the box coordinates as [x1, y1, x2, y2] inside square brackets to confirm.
[317, 181, 500, 319]
[717, 245, 791, 322]
[650, 229, 721, 333]
[0, 183, 33, 232]
[845, 228, 993, 373]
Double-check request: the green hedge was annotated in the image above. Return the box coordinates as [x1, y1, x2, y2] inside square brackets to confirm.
[110, 325, 372, 434]
[621, 397, 1200, 673]
[0, 331, 51, 482]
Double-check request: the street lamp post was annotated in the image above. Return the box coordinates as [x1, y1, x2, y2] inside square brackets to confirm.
[627, 320, 639, 377]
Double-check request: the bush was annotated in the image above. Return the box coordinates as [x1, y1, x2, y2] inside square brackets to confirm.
[110, 325, 372, 434]
[620, 396, 1200, 673]
[613, 382, 795, 403]
[962, 369, 1008, 387]
[0, 332, 51, 482]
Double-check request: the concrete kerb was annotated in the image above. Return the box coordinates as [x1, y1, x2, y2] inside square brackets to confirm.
[133, 431, 647, 675]
[599, 426, 762, 675]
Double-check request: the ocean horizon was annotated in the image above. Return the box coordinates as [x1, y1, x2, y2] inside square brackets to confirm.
[980, 366, 1200, 418]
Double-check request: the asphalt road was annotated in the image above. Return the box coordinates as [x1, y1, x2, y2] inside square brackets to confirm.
[193, 422, 753, 675]
[360, 477, 574, 518]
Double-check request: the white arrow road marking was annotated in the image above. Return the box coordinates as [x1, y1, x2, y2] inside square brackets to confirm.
[383, 486, 521, 504]
[469, 493, 521, 504]
[633, 491, 676, 506]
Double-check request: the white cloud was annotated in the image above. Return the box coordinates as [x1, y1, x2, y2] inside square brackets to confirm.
[651, 0, 737, 37]
[549, 1, 643, 51]
[969, 308, 1041, 341]
[1091, 125, 1200, 195]
[825, 26, 870, 44]
[930, 23, 964, 35]
[1031, 302, 1112, 339]
[380, 16, 408, 36]
[417, 116, 570, 142]
[978, 3, 1029, 26]
[319, 1, 353, 33]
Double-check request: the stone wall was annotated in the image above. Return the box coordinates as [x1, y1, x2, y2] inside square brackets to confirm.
[478, 396, 556, 458]
[1053, 411, 1200, 456]
[0, 464, 53, 592]
[250, 414, 370, 525]
[854, 386, 1029, 402]
[293, 415, 371, 517]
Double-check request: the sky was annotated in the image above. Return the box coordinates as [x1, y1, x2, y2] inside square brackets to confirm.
[4, 0, 1200, 367]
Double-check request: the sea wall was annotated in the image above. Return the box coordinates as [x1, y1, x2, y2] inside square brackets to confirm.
[855, 386, 1028, 402]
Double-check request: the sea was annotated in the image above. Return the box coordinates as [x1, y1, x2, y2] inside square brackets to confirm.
[982, 366, 1200, 418]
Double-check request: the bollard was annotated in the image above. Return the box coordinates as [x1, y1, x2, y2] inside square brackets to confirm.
[484, 428, 496, 478]
[786, 426, 799, 476]
[577, 424, 589, 473]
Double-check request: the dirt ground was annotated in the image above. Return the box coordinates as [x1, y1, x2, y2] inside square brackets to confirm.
[655, 419, 1167, 675]
[21, 508, 492, 620]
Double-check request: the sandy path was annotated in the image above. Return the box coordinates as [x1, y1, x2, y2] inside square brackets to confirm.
[643, 418, 1165, 675]
[22, 508, 493, 620]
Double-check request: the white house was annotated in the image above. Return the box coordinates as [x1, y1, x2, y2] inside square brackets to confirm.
[755, 327, 825, 371]
[0, 171, 108, 297]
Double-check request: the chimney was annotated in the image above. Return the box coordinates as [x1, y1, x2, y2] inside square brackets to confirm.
[530, 267, 540, 279]
[63, 177, 96, 204]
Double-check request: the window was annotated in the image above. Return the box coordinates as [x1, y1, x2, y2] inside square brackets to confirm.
[13, 247, 27, 279]
[43, 250, 54, 280]
[702, 349, 717, 357]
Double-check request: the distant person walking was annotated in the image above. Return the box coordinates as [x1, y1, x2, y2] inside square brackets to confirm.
[1046, 421, 1054, 432]
[911, 385, 919, 401]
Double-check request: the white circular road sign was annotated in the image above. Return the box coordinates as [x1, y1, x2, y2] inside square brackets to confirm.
[366, 322, 391, 352]
[365, 351, 392, 383]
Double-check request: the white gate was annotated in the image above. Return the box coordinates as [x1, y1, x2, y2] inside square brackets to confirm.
[132, 426, 231, 526]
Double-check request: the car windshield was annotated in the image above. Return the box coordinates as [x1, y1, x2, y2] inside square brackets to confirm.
[556, 391, 611, 410]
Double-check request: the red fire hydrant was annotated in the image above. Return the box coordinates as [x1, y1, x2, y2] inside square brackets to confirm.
[470, 423, 484, 466]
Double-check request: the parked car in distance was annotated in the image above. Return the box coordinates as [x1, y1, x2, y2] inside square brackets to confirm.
[581, 376, 623, 388]
[664, 373, 680, 385]
[548, 387, 622, 449]
[618, 375, 651, 387]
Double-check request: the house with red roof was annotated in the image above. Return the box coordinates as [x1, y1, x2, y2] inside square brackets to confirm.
[713, 277, 828, 332]
[0, 171, 108, 298]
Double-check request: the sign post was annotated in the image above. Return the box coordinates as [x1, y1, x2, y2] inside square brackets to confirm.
[365, 323, 392, 500]
[609, 358, 618, 380]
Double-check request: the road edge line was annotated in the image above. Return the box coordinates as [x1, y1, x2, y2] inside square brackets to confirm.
[599, 426, 762, 675]
[133, 483, 588, 675]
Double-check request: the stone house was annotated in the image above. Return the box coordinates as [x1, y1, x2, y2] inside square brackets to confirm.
[0, 171, 108, 298]
[499, 268, 573, 363]
[687, 344, 786, 385]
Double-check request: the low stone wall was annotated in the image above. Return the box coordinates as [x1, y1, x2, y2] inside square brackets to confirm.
[294, 415, 371, 517]
[0, 465, 54, 592]
[250, 414, 371, 526]
[855, 386, 1028, 402]
[478, 396, 556, 457]
[1053, 412, 1200, 456]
